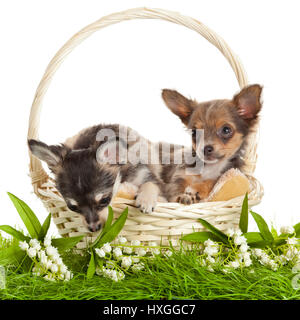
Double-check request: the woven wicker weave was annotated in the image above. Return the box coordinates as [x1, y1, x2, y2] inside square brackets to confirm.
[27, 7, 263, 248]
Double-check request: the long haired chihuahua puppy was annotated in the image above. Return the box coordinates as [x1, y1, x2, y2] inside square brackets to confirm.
[161, 84, 263, 204]
[28, 125, 162, 232]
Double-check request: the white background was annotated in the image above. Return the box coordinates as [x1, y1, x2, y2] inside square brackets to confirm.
[0, 0, 299, 237]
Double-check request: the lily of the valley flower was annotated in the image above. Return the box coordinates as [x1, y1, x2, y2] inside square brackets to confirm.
[44, 238, 52, 247]
[121, 256, 132, 269]
[123, 246, 133, 254]
[136, 248, 147, 257]
[280, 226, 295, 235]
[102, 243, 112, 253]
[19, 241, 29, 251]
[117, 236, 127, 245]
[18, 238, 72, 282]
[46, 246, 59, 259]
[131, 240, 141, 247]
[131, 263, 145, 273]
[95, 248, 106, 258]
[27, 247, 37, 258]
[164, 250, 173, 258]
[113, 247, 123, 260]
[233, 235, 247, 246]
[29, 238, 41, 251]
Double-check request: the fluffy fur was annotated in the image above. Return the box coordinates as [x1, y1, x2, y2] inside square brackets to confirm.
[161, 84, 263, 203]
[28, 125, 164, 233]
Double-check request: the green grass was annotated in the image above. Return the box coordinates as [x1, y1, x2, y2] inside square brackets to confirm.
[1, 239, 299, 300]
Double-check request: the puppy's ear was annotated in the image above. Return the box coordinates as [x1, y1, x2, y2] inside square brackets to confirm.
[112, 171, 122, 198]
[233, 84, 263, 122]
[96, 138, 127, 165]
[161, 89, 194, 126]
[28, 139, 68, 173]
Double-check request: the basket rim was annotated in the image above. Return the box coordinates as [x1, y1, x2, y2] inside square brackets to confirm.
[37, 173, 263, 215]
[36, 173, 263, 248]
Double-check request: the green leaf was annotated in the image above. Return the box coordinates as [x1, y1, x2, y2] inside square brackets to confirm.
[294, 222, 300, 238]
[271, 224, 278, 238]
[273, 238, 287, 247]
[0, 225, 30, 242]
[97, 257, 104, 271]
[87, 251, 96, 279]
[38, 213, 51, 240]
[7, 192, 41, 239]
[239, 193, 248, 233]
[250, 211, 274, 243]
[180, 231, 219, 243]
[51, 235, 84, 253]
[247, 240, 268, 248]
[244, 232, 263, 243]
[101, 206, 114, 236]
[93, 207, 128, 248]
[243, 232, 268, 248]
[198, 218, 229, 244]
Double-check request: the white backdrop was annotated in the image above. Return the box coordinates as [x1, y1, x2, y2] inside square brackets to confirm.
[0, 0, 299, 237]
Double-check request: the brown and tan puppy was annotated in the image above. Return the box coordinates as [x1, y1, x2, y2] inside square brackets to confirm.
[161, 84, 263, 204]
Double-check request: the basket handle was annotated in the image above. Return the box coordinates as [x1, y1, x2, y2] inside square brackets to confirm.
[27, 7, 252, 193]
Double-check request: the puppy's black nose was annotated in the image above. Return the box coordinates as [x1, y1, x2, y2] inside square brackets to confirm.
[204, 145, 214, 156]
[88, 223, 102, 232]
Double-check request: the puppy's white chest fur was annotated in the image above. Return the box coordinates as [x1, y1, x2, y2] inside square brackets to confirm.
[201, 159, 229, 181]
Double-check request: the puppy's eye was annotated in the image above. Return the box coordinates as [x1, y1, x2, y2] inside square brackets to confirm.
[99, 196, 111, 205]
[220, 125, 233, 138]
[68, 204, 80, 213]
[222, 126, 231, 134]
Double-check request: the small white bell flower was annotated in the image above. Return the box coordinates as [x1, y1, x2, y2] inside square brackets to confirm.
[19, 241, 29, 251]
[121, 256, 132, 269]
[102, 243, 112, 253]
[95, 248, 106, 258]
[27, 247, 37, 258]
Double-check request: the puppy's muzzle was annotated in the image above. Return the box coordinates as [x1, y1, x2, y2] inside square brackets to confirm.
[83, 207, 102, 232]
[202, 145, 224, 163]
[87, 221, 102, 232]
[204, 145, 214, 156]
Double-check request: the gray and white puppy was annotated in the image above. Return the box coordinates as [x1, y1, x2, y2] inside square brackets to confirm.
[28, 124, 163, 232]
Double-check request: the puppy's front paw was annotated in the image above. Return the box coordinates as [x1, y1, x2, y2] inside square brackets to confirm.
[176, 190, 200, 205]
[135, 192, 157, 213]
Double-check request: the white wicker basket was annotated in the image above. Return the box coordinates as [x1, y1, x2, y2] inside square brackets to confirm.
[27, 7, 263, 248]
